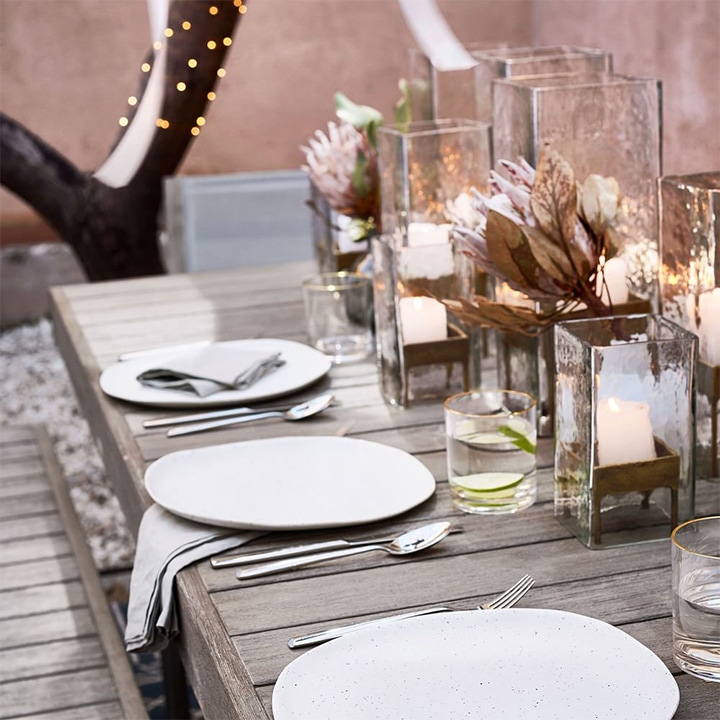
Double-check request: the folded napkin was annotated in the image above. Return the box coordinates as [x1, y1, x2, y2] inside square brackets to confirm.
[136, 345, 285, 397]
[125, 504, 261, 653]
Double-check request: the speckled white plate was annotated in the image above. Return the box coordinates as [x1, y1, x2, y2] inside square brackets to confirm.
[144, 436, 436, 530]
[273, 608, 679, 720]
[100, 339, 332, 408]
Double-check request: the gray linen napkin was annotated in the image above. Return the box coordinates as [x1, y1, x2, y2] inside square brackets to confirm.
[136, 345, 285, 397]
[125, 504, 261, 653]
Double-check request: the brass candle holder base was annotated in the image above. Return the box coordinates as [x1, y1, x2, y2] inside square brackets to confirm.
[402, 324, 470, 406]
[592, 437, 680, 545]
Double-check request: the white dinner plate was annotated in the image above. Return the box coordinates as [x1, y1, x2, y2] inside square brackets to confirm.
[273, 608, 679, 720]
[100, 339, 332, 407]
[144, 436, 437, 530]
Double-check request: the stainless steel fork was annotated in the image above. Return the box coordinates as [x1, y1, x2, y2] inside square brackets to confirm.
[288, 574, 535, 649]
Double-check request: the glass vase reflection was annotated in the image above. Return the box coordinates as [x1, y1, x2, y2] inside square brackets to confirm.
[492, 73, 661, 304]
[554, 315, 697, 549]
[660, 172, 720, 478]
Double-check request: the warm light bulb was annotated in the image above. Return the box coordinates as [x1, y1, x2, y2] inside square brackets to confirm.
[176, 82, 187, 92]
[233, 0, 242, 5]
[164, 28, 173, 38]
[119, 117, 129, 127]
[191, 127, 200, 136]
[128, 96, 138, 106]
[223, 37, 232, 46]
[207, 40, 217, 50]
[209, 5, 218, 14]
[239, 5, 247, 13]
[182, 21, 191, 30]
[196, 117, 206, 126]
[207, 91, 216, 101]
[141, 63, 151, 73]
[153, 40, 163, 50]
[217, 68, 226, 78]
[188, 58, 198, 68]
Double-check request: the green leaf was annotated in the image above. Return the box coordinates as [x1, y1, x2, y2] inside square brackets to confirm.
[497, 424, 537, 455]
[351, 151, 370, 197]
[334, 92, 383, 140]
[394, 78, 412, 130]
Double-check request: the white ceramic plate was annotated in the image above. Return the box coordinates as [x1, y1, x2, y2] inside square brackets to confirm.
[144, 436, 437, 530]
[273, 609, 679, 720]
[100, 339, 332, 407]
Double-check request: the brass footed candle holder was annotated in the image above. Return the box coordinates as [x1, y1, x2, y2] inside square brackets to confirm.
[698, 361, 720, 478]
[592, 437, 680, 546]
[401, 324, 470, 406]
[554, 315, 696, 550]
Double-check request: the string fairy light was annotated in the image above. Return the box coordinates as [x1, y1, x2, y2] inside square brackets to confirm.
[117, 2, 248, 138]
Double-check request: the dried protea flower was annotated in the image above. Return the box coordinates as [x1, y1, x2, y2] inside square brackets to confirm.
[447, 147, 620, 331]
[301, 121, 379, 221]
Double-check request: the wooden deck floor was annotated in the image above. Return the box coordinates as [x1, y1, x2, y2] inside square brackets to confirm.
[0, 425, 146, 719]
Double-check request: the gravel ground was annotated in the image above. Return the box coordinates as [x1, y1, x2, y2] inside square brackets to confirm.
[0, 318, 135, 570]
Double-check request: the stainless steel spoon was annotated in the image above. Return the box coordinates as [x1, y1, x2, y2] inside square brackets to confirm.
[166, 392, 334, 437]
[236, 521, 453, 579]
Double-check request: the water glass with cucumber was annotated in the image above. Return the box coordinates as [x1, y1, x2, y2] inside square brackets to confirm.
[444, 389, 537, 514]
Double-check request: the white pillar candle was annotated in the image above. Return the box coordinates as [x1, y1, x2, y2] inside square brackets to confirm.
[698, 288, 720, 366]
[597, 257, 629, 306]
[400, 223, 454, 279]
[596, 397, 657, 466]
[407, 222, 451, 246]
[399, 296, 448, 345]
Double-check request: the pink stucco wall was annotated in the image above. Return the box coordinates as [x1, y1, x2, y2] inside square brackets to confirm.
[1, 0, 718, 237]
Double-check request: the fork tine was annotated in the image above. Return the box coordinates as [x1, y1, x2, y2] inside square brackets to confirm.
[484, 574, 535, 610]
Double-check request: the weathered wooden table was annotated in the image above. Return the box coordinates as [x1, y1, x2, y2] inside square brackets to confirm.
[51, 261, 719, 719]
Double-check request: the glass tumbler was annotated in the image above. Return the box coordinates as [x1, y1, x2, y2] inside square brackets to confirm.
[444, 389, 537, 514]
[302, 272, 374, 363]
[671, 515, 720, 682]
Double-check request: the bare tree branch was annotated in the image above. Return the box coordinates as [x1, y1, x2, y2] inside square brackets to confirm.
[0, 0, 246, 281]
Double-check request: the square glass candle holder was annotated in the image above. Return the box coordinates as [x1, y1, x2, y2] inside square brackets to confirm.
[554, 314, 697, 549]
[374, 119, 492, 400]
[372, 233, 472, 407]
[377, 119, 492, 239]
[492, 73, 661, 303]
[659, 172, 720, 478]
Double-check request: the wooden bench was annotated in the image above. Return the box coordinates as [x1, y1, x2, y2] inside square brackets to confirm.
[0, 425, 148, 720]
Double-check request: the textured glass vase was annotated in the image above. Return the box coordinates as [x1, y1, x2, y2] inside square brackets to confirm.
[554, 315, 696, 549]
[373, 120, 492, 406]
[309, 183, 369, 273]
[407, 45, 610, 124]
[493, 73, 662, 304]
[472, 45, 611, 123]
[407, 43, 515, 122]
[659, 172, 720, 478]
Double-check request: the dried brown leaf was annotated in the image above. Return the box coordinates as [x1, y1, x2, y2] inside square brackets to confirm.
[443, 296, 555, 336]
[530, 147, 577, 246]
